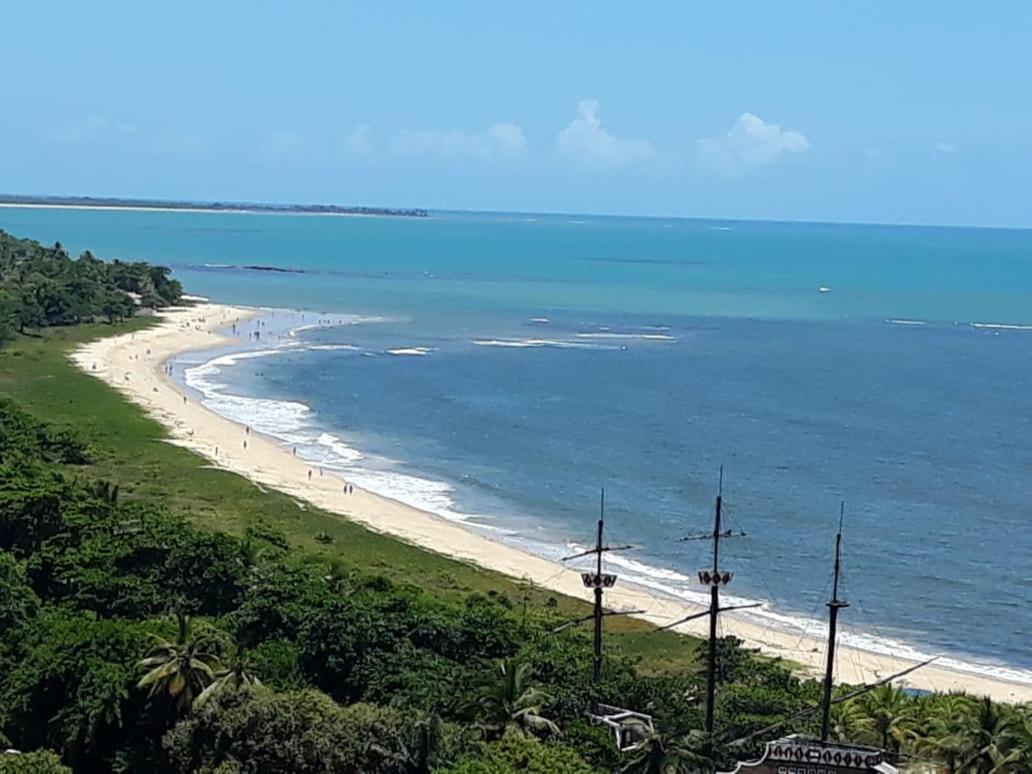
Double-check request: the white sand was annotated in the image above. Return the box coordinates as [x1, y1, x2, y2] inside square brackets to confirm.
[71, 303, 1032, 703]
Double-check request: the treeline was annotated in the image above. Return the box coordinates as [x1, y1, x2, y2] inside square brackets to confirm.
[1, 402, 1030, 773]
[0, 230, 181, 345]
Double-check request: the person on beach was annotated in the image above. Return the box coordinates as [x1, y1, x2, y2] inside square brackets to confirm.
[243, 440, 248, 449]
[246, 426, 250, 435]
[308, 470, 312, 480]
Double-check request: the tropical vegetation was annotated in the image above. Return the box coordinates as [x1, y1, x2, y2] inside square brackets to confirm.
[0, 230, 181, 346]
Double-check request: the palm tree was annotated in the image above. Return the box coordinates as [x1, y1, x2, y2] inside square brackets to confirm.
[957, 697, 1020, 773]
[858, 684, 915, 755]
[620, 728, 709, 774]
[913, 693, 977, 774]
[828, 696, 869, 743]
[194, 647, 261, 709]
[137, 611, 222, 714]
[473, 660, 559, 739]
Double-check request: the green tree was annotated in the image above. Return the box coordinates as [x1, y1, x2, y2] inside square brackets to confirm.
[163, 688, 417, 773]
[857, 684, 915, 755]
[0, 750, 71, 773]
[957, 697, 1020, 773]
[472, 660, 560, 739]
[194, 648, 262, 708]
[439, 731, 597, 774]
[618, 728, 709, 774]
[137, 611, 222, 714]
[913, 693, 978, 773]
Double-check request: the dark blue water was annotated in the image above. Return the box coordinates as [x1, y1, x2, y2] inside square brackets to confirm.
[4, 205, 1031, 682]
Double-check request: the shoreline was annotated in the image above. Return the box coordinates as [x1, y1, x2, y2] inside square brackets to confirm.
[71, 302, 1032, 702]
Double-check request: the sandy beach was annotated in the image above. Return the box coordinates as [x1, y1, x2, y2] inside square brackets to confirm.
[71, 302, 1032, 703]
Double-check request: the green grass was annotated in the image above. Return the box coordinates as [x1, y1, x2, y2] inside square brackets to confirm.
[0, 320, 701, 672]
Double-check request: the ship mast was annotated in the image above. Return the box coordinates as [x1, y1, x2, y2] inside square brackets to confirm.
[664, 467, 754, 756]
[820, 503, 849, 743]
[558, 488, 636, 681]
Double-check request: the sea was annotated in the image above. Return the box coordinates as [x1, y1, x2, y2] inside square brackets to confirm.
[4, 205, 1032, 685]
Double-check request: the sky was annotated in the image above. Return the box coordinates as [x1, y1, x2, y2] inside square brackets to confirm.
[2, 2, 1031, 227]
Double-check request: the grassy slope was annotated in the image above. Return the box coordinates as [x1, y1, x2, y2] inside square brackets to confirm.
[0, 320, 700, 673]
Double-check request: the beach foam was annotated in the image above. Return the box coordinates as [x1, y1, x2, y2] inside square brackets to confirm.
[386, 347, 432, 356]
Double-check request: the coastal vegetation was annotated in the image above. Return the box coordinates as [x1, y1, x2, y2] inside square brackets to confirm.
[0, 232, 1029, 771]
[0, 230, 181, 346]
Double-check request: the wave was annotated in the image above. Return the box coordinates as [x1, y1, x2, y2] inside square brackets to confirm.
[184, 349, 311, 435]
[183, 343, 502, 530]
[473, 338, 608, 350]
[887, 319, 927, 326]
[386, 347, 432, 356]
[575, 332, 678, 342]
[305, 344, 361, 351]
[971, 322, 1032, 331]
[289, 315, 393, 337]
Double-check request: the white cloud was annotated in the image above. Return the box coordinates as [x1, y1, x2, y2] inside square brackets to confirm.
[936, 142, 959, 154]
[345, 124, 375, 156]
[145, 127, 210, 156]
[47, 116, 207, 156]
[48, 115, 138, 143]
[696, 112, 810, 173]
[555, 99, 652, 166]
[392, 123, 527, 160]
[259, 130, 305, 155]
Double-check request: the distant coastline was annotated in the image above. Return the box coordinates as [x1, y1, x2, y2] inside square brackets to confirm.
[0, 194, 429, 218]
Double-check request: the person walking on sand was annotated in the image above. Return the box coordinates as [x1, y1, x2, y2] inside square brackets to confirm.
[308, 469, 312, 480]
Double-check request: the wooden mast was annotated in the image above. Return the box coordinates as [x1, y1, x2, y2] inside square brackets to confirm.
[557, 488, 636, 681]
[820, 503, 849, 743]
[704, 467, 725, 745]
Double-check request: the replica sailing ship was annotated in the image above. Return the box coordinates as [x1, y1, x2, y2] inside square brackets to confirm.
[556, 477, 919, 773]
[718, 507, 903, 774]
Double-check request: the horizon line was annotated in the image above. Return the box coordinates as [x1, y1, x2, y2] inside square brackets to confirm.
[2, 191, 1029, 234]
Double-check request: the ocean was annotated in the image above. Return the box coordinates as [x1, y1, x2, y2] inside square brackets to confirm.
[4, 205, 1032, 684]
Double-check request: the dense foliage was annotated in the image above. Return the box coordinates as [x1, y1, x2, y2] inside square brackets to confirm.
[0, 230, 181, 345]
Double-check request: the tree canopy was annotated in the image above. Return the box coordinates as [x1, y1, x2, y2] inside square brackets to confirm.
[0, 230, 181, 345]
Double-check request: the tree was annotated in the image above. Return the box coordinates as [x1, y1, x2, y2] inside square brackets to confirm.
[0, 750, 71, 773]
[194, 648, 262, 708]
[820, 695, 867, 743]
[619, 728, 710, 774]
[0, 611, 149, 770]
[857, 684, 915, 755]
[913, 693, 977, 774]
[137, 611, 222, 714]
[163, 688, 418, 773]
[439, 731, 596, 774]
[957, 697, 1020, 773]
[472, 660, 560, 739]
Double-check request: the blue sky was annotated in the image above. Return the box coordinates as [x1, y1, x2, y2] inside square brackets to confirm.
[2, 2, 1030, 226]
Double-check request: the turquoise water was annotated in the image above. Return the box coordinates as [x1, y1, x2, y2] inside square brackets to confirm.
[5, 206, 1032, 684]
